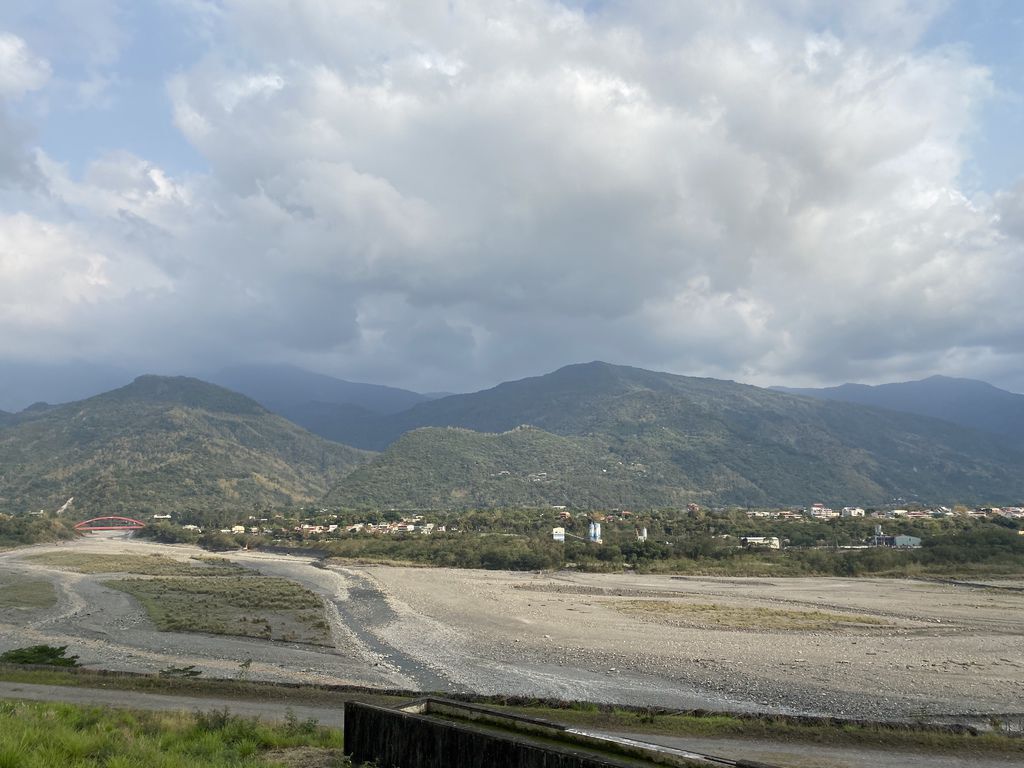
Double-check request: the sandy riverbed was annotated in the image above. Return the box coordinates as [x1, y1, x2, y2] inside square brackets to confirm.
[359, 566, 1024, 721]
[1, 534, 1021, 722]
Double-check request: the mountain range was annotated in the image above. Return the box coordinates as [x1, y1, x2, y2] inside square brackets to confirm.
[1, 363, 1022, 514]
[324, 362, 1024, 508]
[774, 376, 1024, 445]
[0, 375, 367, 516]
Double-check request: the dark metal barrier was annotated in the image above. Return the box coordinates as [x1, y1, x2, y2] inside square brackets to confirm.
[344, 700, 645, 768]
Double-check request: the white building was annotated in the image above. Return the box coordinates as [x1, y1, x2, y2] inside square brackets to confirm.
[808, 503, 838, 520]
[841, 507, 865, 518]
[741, 536, 781, 549]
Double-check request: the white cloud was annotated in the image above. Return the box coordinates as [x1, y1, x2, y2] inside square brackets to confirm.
[0, 32, 50, 97]
[1, 1, 1023, 392]
[0, 33, 48, 187]
[996, 181, 1024, 241]
[0, 213, 109, 335]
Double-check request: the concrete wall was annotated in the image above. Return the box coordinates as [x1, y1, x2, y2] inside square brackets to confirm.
[344, 702, 638, 768]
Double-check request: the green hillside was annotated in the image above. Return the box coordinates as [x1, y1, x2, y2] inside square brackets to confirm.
[0, 376, 369, 516]
[327, 363, 1024, 508]
[330, 426, 687, 509]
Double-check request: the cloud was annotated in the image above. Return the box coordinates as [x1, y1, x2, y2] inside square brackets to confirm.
[0, 212, 111, 338]
[0, 33, 49, 186]
[1, 1, 128, 110]
[1, 1, 1023, 393]
[0, 32, 50, 97]
[997, 181, 1024, 241]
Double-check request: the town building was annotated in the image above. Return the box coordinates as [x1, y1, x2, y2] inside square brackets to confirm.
[740, 536, 781, 549]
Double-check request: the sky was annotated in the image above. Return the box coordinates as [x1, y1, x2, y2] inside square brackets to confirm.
[1, 0, 1023, 397]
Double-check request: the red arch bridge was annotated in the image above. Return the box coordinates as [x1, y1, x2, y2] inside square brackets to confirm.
[73, 516, 147, 532]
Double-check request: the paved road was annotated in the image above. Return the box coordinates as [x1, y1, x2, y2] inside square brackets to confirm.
[1, 682, 1020, 768]
[599, 731, 1024, 768]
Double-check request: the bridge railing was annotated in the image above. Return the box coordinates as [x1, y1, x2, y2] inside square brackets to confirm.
[73, 516, 147, 531]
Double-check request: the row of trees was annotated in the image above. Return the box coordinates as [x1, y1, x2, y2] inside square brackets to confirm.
[136, 510, 1024, 577]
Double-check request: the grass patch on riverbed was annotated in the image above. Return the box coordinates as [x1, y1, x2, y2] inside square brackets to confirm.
[21, 552, 331, 644]
[106, 576, 331, 644]
[24, 552, 245, 576]
[0, 698, 347, 767]
[500, 705, 1024, 756]
[613, 599, 890, 631]
[0, 574, 57, 609]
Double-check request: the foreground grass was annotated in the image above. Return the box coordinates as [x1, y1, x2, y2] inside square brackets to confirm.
[106, 576, 331, 645]
[500, 705, 1024, 756]
[613, 599, 891, 631]
[23, 552, 245, 577]
[0, 575, 57, 610]
[0, 666, 1019, 757]
[0, 699, 346, 768]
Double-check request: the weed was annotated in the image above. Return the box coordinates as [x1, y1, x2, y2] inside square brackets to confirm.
[0, 645, 80, 667]
[284, 707, 320, 736]
[159, 665, 202, 678]
[613, 599, 891, 631]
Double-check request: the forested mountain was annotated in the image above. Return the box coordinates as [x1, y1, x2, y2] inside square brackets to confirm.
[325, 362, 1024, 508]
[329, 426, 673, 510]
[774, 376, 1024, 444]
[0, 375, 368, 516]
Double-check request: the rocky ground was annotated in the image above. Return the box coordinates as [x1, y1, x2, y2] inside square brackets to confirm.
[2, 534, 1022, 725]
[357, 566, 1024, 723]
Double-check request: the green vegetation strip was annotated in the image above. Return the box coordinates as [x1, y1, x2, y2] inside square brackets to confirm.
[24, 552, 245, 576]
[613, 600, 890, 631]
[0, 665, 409, 708]
[0, 575, 57, 609]
[0, 698, 346, 768]
[105, 576, 331, 644]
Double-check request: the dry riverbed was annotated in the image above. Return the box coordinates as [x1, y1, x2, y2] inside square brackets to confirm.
[1, 534, 1022, 724]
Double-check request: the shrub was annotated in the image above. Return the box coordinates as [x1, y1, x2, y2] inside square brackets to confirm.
[0, 644, 80, 667]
